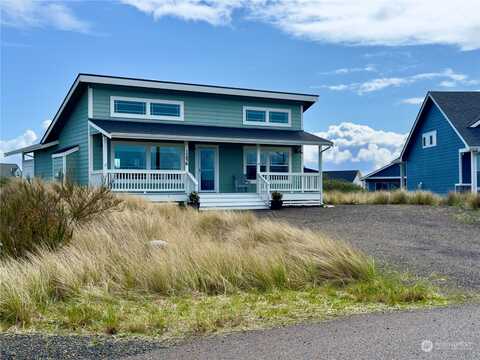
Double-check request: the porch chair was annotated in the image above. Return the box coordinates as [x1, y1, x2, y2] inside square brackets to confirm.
[233, 174, 249, 193]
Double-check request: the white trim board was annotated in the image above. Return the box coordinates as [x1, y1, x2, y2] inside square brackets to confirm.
[361, 161, 399, 180]
[4, 140, 59, 157]
[51, 146, 79, 158]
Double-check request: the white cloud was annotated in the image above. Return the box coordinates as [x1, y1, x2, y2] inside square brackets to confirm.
[0, 0, 90, 33]
[122, 0, 480, 50]
[120, 0, 242, 26]
[401, 97, 424, 105]
[304, 122, 407, 171]
[319, 65, 376, 75]
[42, 119, 52, 130]
[318, 68, 478, 94]
[0, 130, 38, 165]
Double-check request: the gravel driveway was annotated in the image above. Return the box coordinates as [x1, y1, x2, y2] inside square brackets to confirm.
[258, 205, 480, 290]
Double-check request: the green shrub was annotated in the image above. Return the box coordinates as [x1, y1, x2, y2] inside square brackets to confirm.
[390, 190, 409, 204]
[407, 191, 439, 206]
[323, 178, 364, 193]
[0, 179, 121, 259]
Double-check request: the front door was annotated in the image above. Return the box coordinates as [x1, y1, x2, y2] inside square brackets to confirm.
[197, 146, 218, 192]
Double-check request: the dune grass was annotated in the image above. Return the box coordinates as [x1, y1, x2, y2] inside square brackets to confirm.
[324, 190, 480, 209]
[0, 196, 447, 338]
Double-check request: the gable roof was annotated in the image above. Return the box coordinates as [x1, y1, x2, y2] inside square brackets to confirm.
[429, 91, 480, 146]
[361, 160, 400, 180]
[41, 74, 319, 144]
[0, 163, 20, 177]
[400, 92, 480, 160]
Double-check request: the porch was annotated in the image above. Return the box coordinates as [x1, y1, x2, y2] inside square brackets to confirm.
[87, 119, 331, 209]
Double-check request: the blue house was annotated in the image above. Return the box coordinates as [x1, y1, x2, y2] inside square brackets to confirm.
[399, 91, 479, 194]
[361, 161, 402, 191]
[6, 74, 332, 209]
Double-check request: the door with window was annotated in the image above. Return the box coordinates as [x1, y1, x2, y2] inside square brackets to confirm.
[196, 146, 218, 192]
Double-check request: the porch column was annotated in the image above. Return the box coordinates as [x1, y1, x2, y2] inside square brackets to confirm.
[301, 145, 304, 192]
[399, 162, 405, 190]
[256, 144, 261, 193]
[184, 141, 189, 173]
[102, 135, 108, 178]
[88, 127, 93, 185]
[472, 150, 478, 194]
[318, 145, 323, 204]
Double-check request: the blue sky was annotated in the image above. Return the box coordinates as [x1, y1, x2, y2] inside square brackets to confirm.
[1, 0, 479, 173]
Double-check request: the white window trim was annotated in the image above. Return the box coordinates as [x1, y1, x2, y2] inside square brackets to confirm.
[110, 96, 184, 121]
[243, 106, 291, 127]
[422, 130, 437, 149]
[243, 146, 292, 183]
[110, 140, 185, 170]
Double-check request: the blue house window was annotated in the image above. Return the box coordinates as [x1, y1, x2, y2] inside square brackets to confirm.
[151, 146, 182, 170]
[243, 107, 290, 126]
[111, 96, 184, 120]
[422, 130, 437, 148]
[114, 144, 146, 169]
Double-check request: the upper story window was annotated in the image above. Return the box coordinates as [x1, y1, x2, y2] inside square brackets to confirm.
[111, 96, 184, 121]
[243, 106, 291, 127]
[422, 130, 437, 149]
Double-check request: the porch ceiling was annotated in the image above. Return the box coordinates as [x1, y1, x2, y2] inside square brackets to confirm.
[89, 119, 332, 146]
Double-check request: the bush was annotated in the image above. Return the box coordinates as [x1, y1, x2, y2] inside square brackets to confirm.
[188, 191, 200, 209]
[323, 178, 364, 193]
[0, 179, 122, 259]
[270, 191, 283, 210]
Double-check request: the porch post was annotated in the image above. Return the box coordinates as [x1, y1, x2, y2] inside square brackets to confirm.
[399, 162, 405, 190]
[102, 135, 108, 178]
[301, 145, 304, 193]
[472, 150, 478, 194]
[88, 126, 93, 185]
[318, 145, 323, 204]
[256, 144, 261, 193]
[184, 141, 189, 173]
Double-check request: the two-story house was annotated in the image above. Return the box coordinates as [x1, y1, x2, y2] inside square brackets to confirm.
[399, 91, 480, 194]
[6, 74, 332, 210]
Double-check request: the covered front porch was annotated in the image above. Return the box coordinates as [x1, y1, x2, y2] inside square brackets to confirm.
[455, 149, 479, 193]
[88, 119, 332, 209]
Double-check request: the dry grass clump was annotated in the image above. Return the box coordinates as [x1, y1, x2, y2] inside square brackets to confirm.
[324, 190, 442, 206]
[0, 198, 374, 325]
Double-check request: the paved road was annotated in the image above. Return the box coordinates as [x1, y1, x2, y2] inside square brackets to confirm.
[258, 205, 480, 290]
[127, 305, 480, 360]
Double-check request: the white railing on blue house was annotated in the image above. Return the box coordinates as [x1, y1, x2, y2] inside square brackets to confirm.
[257, 172, 271, 206]
[261, 172, 321, 193]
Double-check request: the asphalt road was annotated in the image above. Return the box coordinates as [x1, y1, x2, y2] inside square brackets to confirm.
[126, 305, 480, 360]
[258, 205, 480, 290]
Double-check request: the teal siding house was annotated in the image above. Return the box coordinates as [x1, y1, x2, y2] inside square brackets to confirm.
[399, 92, 480, 195]
[7, 74, 332, 210]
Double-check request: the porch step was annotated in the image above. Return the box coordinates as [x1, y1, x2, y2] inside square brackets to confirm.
[283, 200, 321, 207]
[199, 193, 268, 211]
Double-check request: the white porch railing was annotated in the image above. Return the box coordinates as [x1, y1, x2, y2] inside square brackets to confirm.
[93, 170, 195, 193]
[261, 172, 321, 192]
[257, 172, 271, 205]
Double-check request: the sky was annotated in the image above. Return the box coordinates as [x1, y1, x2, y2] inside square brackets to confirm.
[1, 0, 479, 174]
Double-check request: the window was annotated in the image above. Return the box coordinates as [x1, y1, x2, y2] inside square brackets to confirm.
[269, 111, 289, 124]
[245, 109, 266, 123]
[151, 146, 182, 170]
[111, 96, 184, 120]
[114, 100, 146, 115]
[150, 103, 181, 117]
[244, 147, 290, 180]
[114, 144, 146, 169]
[243, 107, 291, 126]
[269, 151, 289, 172]
[422, 130, 437, 148]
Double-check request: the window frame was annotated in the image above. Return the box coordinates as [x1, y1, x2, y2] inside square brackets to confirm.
[243, 146, 292, 182]
[111, 140, 185, 171]
[243, 106, 291, 127]
[110, 96, 184, 121]
[422, 130, 437, 149]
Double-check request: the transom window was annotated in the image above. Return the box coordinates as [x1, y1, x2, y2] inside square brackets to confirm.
[244, 147, 290, 181]
[422, 130, 437, 149]
[113, 142, 184, 170]
[243, 107, 291, 127]
[111, 96, 184, 121]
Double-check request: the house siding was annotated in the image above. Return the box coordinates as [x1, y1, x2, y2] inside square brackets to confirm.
[34, 90, 89, 184]
[404, 101, 465, 194]
[91, 84, 303, 130]
[372, 163, 400, 177]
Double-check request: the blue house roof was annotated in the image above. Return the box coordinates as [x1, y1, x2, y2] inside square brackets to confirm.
[401, 92, 480, 161]
[361, 161, 400, 180]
